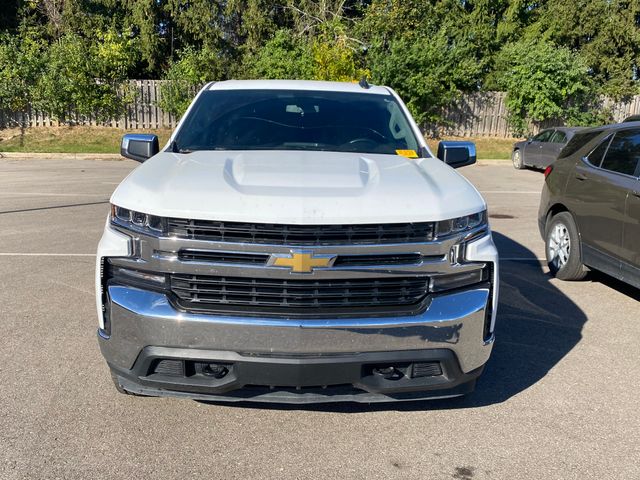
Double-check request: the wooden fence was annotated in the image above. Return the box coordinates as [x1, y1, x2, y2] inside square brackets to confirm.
[427, 91, 640, 137]
[0, 80, 181, 130]
[2, 81, 640, 137]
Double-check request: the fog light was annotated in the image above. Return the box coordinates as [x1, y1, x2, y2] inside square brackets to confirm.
[110, 265, 166, 287]
[372, 366, 403, 380]
[430, 268, 487, 292]
[202, 363, 228, 379]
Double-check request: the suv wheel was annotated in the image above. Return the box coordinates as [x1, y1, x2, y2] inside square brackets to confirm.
[512, 149, 524, 169]
[545, 212, 588, 280]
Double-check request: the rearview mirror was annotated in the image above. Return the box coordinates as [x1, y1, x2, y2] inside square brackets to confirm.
[121, 134, 159, 162]
[436, 141, 476, 168]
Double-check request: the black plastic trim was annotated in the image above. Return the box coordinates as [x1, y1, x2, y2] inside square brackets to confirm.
[108, 347, 485, 403]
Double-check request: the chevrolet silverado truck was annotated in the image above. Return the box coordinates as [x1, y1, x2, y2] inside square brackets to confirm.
[96, 80, 499, 403]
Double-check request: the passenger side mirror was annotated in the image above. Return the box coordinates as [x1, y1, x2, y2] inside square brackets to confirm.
[120, 134, 159, 162]
[436, 141, 476, 168]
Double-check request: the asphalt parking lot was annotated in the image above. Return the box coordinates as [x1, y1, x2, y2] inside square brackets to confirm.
[1, 158, 639, 480]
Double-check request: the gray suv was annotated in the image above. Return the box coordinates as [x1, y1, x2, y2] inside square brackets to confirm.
[512, 127, 582, 170]
[538, 123, 640, 288]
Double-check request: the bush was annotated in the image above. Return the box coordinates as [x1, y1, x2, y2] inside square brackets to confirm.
[0, 31, 45, 126]
[368, 31, 482, 126]
[35, 30, 135, 122]
[158, 45, 225, 117]
[493, 39, 594, 135]
[248, 30, 314, 80]
[247, 27, 367, 83]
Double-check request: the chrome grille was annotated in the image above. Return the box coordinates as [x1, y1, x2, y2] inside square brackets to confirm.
[174, 249, 430, 267]
[170, 274, 430, 315]
[178, 250, 269, 264]
[166, 218, 435, 245]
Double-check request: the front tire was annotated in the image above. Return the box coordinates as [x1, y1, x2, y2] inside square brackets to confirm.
[512, 149, 524, 169]
[545, 212, 588, 280]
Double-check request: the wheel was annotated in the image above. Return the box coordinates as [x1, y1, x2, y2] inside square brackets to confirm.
[545, 212, 588, 280]
[512, 149, 524, 169]
[110, 371, 145, 396]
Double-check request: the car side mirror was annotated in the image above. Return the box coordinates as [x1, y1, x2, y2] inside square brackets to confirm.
[436, 141, 476, 168]
[121, 134, 159, 162]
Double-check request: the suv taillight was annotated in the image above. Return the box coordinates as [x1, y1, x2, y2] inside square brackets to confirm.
[544, 165, 553, 178]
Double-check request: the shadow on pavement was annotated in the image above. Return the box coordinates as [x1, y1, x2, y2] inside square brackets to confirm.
[589, 271, 640, 302]
[201, 232, 588, 412]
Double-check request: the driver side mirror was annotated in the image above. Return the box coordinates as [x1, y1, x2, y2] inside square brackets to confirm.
[436, 141, 476, 168]
[121, 134, 159, 162]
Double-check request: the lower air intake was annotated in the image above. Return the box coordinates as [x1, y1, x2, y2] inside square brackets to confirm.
[411, 362, 443, 378]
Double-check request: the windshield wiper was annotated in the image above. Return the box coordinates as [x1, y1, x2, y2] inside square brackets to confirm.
[169, 140, 193, 154]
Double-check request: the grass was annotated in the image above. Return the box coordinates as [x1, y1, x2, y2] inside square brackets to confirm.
[0, 127, 519, 159]
[0, 126, 173, 154]
[426, 136, 519, 160]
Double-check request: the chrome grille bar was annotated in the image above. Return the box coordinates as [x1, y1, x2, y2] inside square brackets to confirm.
[166, 218, 436, 245]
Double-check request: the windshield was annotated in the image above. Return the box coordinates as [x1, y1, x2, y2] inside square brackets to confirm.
[173, 89, 421, 155]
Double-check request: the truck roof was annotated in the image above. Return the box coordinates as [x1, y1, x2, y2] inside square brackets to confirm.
[207, 79, 391, 95]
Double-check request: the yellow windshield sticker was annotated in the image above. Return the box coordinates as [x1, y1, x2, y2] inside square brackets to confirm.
[396, 149, 418, 159]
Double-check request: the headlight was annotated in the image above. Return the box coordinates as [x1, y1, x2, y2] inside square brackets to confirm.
[436, 210, 487, 238]
[111, 204, 164, 235]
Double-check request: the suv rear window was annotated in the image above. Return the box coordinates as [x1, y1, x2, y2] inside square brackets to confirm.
[174, 89, 420, 155]
[558, 131, 602, 159]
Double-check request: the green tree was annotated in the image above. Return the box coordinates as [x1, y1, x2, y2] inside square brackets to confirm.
[248, 29, 314, 80]
[528, 0, 640, 99]
[158, 45, 226, 117]
[359, 0, 487, 126]
[35, 30, 136, 122]
[493, 39, 594, 134]
[0, 31, 46, 139]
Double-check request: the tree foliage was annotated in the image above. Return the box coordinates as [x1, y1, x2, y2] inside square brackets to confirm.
[0, 0, 639, 131]
[248, 29, 314, 81]
[493, 39, 594, 134]
[0, 31, 44, 115]
[35, 30, 136, 121]
[158, 45, 227, 117]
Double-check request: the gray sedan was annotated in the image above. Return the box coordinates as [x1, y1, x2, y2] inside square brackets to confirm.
[512, 127, 583, 170]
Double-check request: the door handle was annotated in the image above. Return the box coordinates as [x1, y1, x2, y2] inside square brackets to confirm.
[575, 172, 588, 181]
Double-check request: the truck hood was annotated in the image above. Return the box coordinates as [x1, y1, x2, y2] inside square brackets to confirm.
[111, 150, 486, 224]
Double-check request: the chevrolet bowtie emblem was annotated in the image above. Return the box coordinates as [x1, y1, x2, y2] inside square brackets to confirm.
[269, 251, 336, 273]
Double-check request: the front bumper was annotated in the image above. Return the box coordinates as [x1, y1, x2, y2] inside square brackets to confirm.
[96, 223, 498, 403]
[110, 348, 484, 404]
[99, 285, 493, 402]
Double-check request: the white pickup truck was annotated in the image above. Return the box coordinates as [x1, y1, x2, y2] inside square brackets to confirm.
[96, 80, 498, 403]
